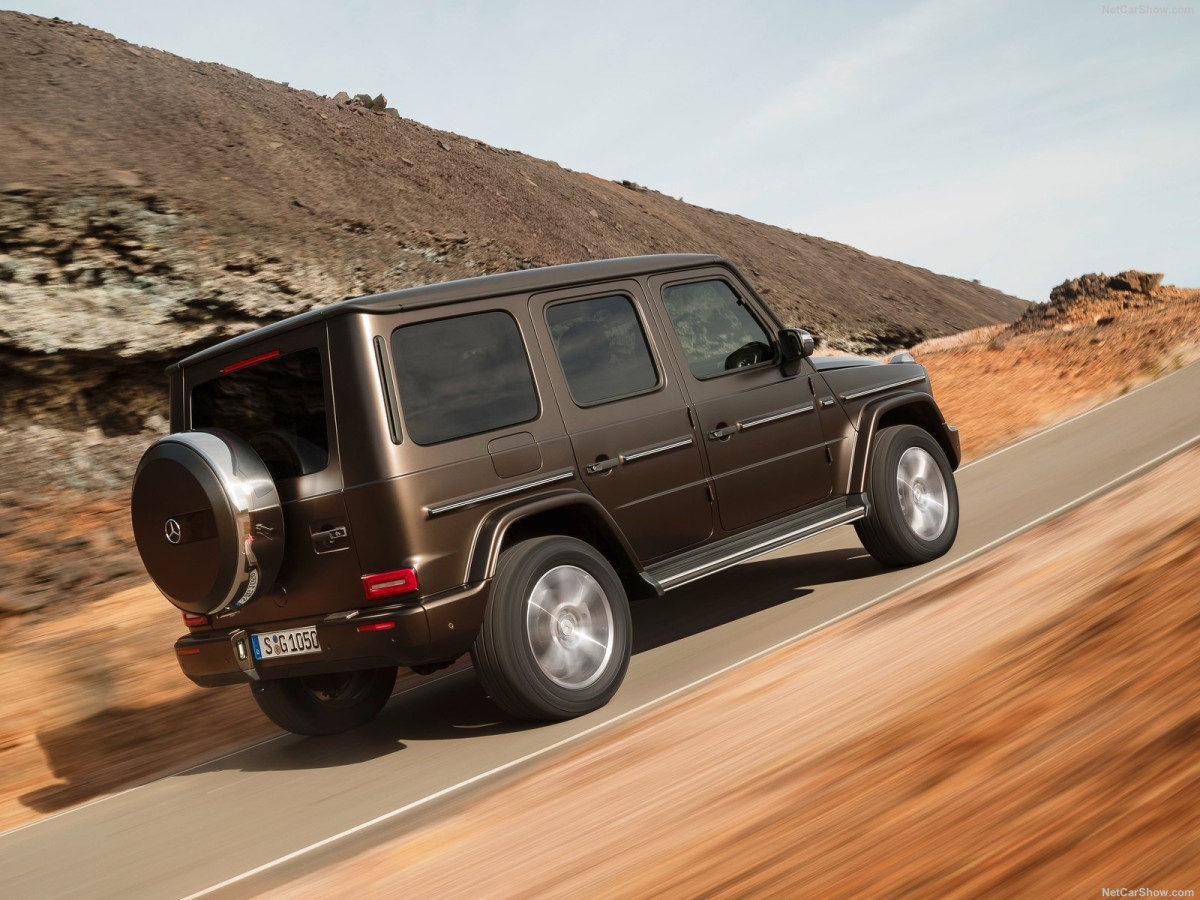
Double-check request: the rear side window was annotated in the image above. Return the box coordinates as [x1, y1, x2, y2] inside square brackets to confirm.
[661, 279, 774, 378]
[546, 294, 659, 406]
[391, 311, 538, 445]
[191, 348, 329, 480]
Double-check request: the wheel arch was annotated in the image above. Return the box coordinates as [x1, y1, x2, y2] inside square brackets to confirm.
[468, 490, 657, 601]
[849, 392, 961, 493]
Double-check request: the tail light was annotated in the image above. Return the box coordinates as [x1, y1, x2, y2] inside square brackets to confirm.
[356, 621, 397, 633]
[221, 349, 281, 373]
[362, 568, 419, 600]
[182, 611, 209, 628]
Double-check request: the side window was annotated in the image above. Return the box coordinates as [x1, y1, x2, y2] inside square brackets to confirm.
[391, 311, 538, 445]
[546, 294, 660, 406]
[661, 279, 775, 378]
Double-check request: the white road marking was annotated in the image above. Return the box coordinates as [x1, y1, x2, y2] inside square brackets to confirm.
[180, 432, 1200, 899]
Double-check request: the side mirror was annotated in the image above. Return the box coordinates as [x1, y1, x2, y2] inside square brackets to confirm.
[778, 328, 815, 375]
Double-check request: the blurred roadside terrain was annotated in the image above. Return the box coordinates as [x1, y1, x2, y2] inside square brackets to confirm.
[271, 444, 1200, 899]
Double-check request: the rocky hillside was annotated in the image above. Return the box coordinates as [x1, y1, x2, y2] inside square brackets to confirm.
[0, 11, 1026, 441]
[0, 11, 1038, 616]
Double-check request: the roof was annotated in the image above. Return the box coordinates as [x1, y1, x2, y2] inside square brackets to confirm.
[173, 253, 724, 370]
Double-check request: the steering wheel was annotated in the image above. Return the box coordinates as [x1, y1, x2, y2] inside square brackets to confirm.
[724, 341, 771, 370]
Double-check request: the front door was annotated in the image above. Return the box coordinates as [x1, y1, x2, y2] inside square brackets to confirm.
[529, 281, 713, 561]
[647, 270, 832, 533]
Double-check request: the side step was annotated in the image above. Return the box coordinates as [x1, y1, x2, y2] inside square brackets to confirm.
[643, 494, 868, 592]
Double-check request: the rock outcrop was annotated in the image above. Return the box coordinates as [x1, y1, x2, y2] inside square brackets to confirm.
[331, 90, 399, 116]
[1013, 271, 1167, 334]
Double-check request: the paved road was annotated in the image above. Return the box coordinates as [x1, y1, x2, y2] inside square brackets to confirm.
[4, 363, 1199, 900]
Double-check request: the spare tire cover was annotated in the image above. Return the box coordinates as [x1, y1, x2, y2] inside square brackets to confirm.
[131, 430, 285, 615]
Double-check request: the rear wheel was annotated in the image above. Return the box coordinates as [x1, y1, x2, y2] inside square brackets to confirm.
[250, 667, 398, 736]
[855, 424, 959, 566]
[471, 536, 631, 721]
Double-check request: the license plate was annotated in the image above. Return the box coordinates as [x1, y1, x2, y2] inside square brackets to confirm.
[251, 626, 321, 660]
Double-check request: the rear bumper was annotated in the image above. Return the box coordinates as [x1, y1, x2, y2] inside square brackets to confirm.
[175, 582, 488, 687]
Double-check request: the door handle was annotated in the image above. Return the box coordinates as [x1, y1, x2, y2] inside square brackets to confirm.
[708, 424, 738, 440]
[311, 524, 349, 555]
[312, 525, 348, 544]
[586, 457, 620, 475]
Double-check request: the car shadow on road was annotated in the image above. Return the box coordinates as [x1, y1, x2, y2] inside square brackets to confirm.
[632, 547, 886, 653]
[197, 672, 528, 774]
[20, 669, 522, 812]
[22, 547, 882, 803]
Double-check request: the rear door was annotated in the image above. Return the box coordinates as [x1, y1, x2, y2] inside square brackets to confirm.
[529, 280, 713, 561]
[647, 269, 832, 533]
[187, 324, 363, 625]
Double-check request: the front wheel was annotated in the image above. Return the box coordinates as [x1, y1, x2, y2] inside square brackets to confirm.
[855, 424, 959, 566]
[471, 536, 632, 721]
[250, 667, 398, 736]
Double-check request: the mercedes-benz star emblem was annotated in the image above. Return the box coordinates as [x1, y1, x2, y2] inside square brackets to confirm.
[164, 518, 182, 544]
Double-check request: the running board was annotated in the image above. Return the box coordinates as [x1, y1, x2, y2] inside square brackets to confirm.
[643, 495, 868, 592]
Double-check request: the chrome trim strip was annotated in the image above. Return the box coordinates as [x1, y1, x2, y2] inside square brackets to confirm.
[622, 435, 694, 463]
[839, 375, 926, 402]
[740, 402, 814, 431]
[426, 469, 575, 517]
[658, 506, 867, 589]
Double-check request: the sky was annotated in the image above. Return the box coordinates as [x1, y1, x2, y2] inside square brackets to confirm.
[10, 0, 1199, 301]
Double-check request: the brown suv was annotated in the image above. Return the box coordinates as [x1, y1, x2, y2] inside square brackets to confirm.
[131, 254, 961, 735]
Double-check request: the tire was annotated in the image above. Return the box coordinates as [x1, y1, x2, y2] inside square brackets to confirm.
[471, 536, 632, 721]
[855, 424, 959, 566]
[250, 667, 398, 736]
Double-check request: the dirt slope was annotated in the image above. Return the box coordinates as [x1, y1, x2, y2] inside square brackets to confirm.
[270, 447, 1200, 900]
[0, 10, 1025, 439]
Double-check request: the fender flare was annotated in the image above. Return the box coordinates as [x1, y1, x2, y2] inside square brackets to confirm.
[466, 488, 644, 587]
[848, 392, 961, 493]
